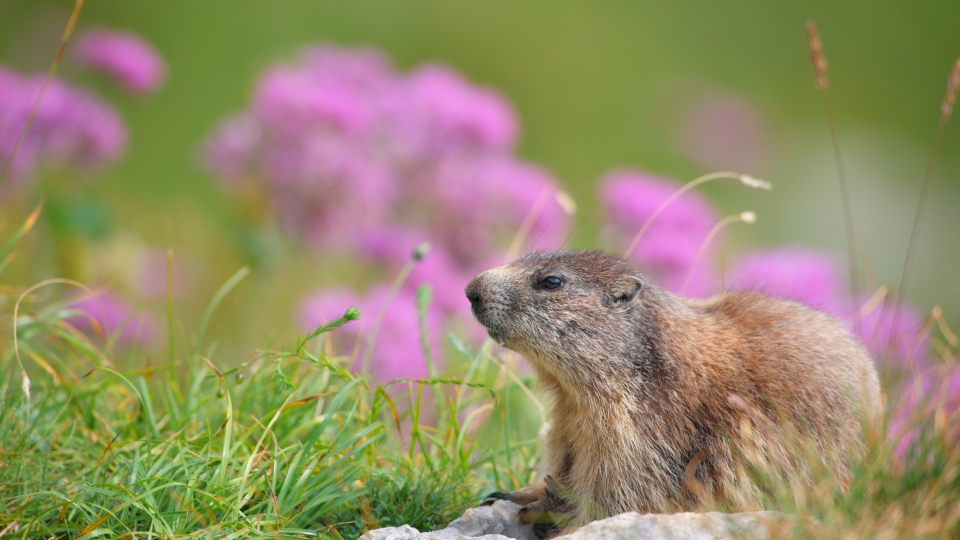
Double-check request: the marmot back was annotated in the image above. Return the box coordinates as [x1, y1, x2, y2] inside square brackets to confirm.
[466, 250, 880, 538]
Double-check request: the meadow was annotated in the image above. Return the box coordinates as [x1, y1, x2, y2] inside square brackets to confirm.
[2, 2, 960, 538]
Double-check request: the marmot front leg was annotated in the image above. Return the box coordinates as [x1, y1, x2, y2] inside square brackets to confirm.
[480, 481, 546, 506]
[482, 477, 575, 540]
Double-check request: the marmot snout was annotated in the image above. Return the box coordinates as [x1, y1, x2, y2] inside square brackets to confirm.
[465, 250, 881, 538]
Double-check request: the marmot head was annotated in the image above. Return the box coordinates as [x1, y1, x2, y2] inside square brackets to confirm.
[465, 251, 661, 383]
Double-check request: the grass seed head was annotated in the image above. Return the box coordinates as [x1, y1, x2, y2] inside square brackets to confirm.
[806, 21, 829, 91]
[942, 57, 960, 120]
[738, 174, 772, 190]
[20, 371, 30, 401]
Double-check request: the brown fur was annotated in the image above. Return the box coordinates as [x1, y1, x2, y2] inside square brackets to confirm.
[465, 250, 881, 536]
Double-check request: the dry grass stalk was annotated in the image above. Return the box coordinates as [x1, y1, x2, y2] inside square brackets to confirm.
[892, 56, 960, 347]
[941, 57, 960, 120]
[805, 20, 861, 335]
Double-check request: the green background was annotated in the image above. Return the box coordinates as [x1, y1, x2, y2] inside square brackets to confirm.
[2, 0, 958, 350]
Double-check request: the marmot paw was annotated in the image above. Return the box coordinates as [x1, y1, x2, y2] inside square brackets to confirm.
[480, 492, 509, 506]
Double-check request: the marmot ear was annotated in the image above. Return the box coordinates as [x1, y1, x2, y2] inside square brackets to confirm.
[604, 276, 643, 307]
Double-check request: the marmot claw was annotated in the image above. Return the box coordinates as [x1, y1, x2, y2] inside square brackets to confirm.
[480, 491, 508, 506]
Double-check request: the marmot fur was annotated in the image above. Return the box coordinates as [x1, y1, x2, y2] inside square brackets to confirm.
[464, 250, 881, 537]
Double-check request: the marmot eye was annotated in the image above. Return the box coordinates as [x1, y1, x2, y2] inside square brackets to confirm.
[539, 276, 563, 290]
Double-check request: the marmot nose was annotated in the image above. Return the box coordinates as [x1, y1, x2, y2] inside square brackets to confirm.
[465, 280, 482, 309]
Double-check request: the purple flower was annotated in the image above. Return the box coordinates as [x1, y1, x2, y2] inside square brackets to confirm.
[675, 92, 775, 173]
[390, 64, 517, 157]
[74, 28, 167, 94]
[358, 226, 476, 319]
[66, 290, 158, 346]
[299, 287, 363, 333]
[202, 44, 564, 267]
[202, 114, 262, 181]
[599, 170, 720, 296]
[263, 135, 395, 248]
[251, 47, 394, 138]
[728, 247, 840, 310]
[843, 297, 929, 370]
[888, 365, 960, 465]
[0, 67, 127, 184]
[426, 156, 571, 266]
[203, 46, 402, 247]
[359, 286, 437, 383]
[298, 285, 439, 384]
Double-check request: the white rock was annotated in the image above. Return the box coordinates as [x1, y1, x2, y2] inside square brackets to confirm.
[358, 503, 790, 540]
[559, 511, 790, 540]
[358, 501, 536, 540]
[361, 524, 424, 540]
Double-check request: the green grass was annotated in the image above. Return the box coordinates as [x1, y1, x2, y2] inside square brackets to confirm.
[0, 266, 541, 538]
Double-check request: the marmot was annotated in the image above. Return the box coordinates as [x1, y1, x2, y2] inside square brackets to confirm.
[464, 250, 881, 537]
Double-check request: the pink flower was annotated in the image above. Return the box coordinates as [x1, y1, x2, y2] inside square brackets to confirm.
[359, 287, 437, 383]
[0, 67, 127, 184]
[888, 365, 960, 466]
[202, 114, 262, 181]
[74, 29, 167, 94]
[844, 298, 929, 370]
[202, 44, 564, 268]
[298, 285, 439, 384]
[426, 156, 570, 266]
[599, 170, 720, 296]
[263, 135, 395, 248]
[358, 226, 476, 319]
[391, 64, 517, 157]
[728, 247, 840, 311]
[66, 290, 158, 346]
[299, 287, 363, 332]
[251, 48, 393, 138]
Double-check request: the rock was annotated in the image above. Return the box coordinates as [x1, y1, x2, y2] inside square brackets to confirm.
[361, 524, 424, 540]
[559, 511, 792, 540]
[358, 504, 792, 540]
[358, 501, 537, 540]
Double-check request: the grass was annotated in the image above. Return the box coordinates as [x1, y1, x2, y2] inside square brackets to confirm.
[0, 257, 542, 538]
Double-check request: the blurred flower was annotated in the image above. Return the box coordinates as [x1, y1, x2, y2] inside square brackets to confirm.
[0, 67, 127, 184]
[264, 135, 395, 248]
[599, 170, 719, 296]
[888, 365, 960, 466]
[74, 28, 167, 94]
[390, 64, 517, 158]
[251, 46, 394, 137]
[728, 247, 840, 310]
[298, 285, 439, 384]
[202, 114, 261, 181]
[845, 297, 929, 370]
[427, 156, 570, 266]
[359, 226, 475, 318]
[298, 287, 362, 333]
[360, 286, 437, 383]
[202, 45, 564, 267]
[675, 92, 775, 173]
[66, 290, 158, 346]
